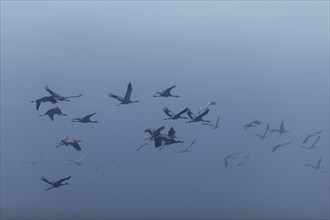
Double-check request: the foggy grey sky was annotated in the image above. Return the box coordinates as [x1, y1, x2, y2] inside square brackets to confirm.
[1, 1, 329, 219]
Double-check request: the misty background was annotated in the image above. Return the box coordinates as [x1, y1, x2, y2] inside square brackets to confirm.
[1, 1, 329, 219]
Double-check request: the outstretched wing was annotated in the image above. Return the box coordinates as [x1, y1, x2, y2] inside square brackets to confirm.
[304, 163, 315, 168]
[71, 142, 82, 151]
[41, 176, 53, 185]
[45, 86, 61, 99]
[154, 126, 165, 136]
[314, 130, 323, 135]
[177, 107, 188, 116]
[312, 135, 321, 146]
[57, 176, 71, 184]
[186, 108, 196, 120]
[109, 93, 123, 102]
[186, 139, 196, 150]
[303, 134, 313, 144]
[252, 132, 263, 138]
[163, 107, 175, 117]
[163, 85, 176, 96]
[263, 124, 269, 137]
[215, 115, 220, 126]
[195, 108, 209, 120]
[84, 113, 96, 120]
[123, 82, 133, 102]
[168, 127, 176, 137]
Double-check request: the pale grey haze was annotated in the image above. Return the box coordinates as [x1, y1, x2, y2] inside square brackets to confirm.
[1, 1, 329, 219]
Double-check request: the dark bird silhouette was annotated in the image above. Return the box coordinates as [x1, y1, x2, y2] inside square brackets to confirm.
[224, 152, 241, 169]
[163, 107, 188, 120]
[56, 137, 82, 151]
[270, 119, 290, 138]
[144, 126, 165, 141]
[137, 126, 165, 151]
[271, 141, 292, 152]
[173, 139, 196, 154]
[305, 158, 327, 173]
[108, 82, 139, 106]
[72, 113, 98, 123]
[39, 107, 67, 121]
[154, 85, 179, 97]
[31, 96, 58, 110]
[300, 135, 320, 150]
[186, 108, 210, 124]
[40, 176, 71, 191]
[155, 127, 184, 150]
[21, 150, 44, 166]
[252, 123, 270, 140]
[45, 86, 82, 101]
[202, 114, 220, 129]
[243, 120, 261, 130]
[302, 130, 323, 144]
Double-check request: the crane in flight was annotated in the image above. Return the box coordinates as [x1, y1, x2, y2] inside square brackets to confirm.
[224, 152, 242, 169]
[305, 158, 328, 173]
[243, 120, 261, 130]
[153, 85, 179, 98]
[45, 86, 81, 102]
[39, 107, 67, 121]
[40, 176, 71, 191]
[300, 135, 321, 150]
[270, 119, 290, 138]
[163, 107, 188, 120]
[186, 108, 211, 124]
[302, 130, 323, 144]
[271, 141, 292, 152]
[72, 113, 98, 123]
[31, 96, 58, 110]
[109, 82, 139, 106]
[137, 126, 165, 151]
[56, 137, 82, 151]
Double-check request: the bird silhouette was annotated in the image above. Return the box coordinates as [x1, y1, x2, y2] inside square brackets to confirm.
[271, 141, 292, 152]
[56, 137, 82, 151]
[45, 86, 82, 101]
[243, 120, 261, 130]
[31, 96, 58, 110]
[154, 85, 179, 97]
[163, 107, 188, 120]
[39, 107, 67, 121]
[40, 176, 71, 191]
[186, 108, 210, 123]
[109, 82, 139, 106]
[270, 119, 290, 138]
[300, 135, 320, 150]
[72, 113, 98, 123]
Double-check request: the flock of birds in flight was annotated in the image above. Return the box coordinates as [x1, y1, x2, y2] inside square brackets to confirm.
[25, 82, 328, 191]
